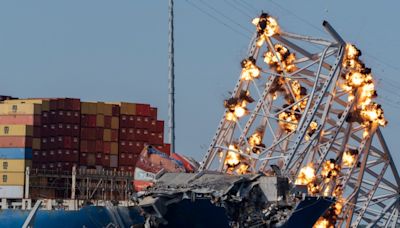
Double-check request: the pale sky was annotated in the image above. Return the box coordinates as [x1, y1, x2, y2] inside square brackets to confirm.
[0, 1, 399, 166]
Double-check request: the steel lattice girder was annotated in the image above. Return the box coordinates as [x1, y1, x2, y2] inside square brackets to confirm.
[199, 14, 400, 227]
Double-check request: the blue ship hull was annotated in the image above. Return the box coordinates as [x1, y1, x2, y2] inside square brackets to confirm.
[0, 206, 144, 228]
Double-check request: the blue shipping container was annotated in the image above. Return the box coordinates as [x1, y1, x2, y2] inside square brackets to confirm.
[0, 148, 32, 159]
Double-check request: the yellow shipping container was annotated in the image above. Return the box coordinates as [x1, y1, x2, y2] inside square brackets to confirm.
[0, 159, 31, 172]
[103, 104, 113, 116]
[3, 99, 50, 111]
[111, 117, 119, 129]
[0, 172, 25, 185]
[96, 115, 104, 127]
[110, 142, 118, 155]
[96, 102, 105, 114]
[81, 102, 97, 115]
[120, 103, 136, 115]
[0, 103, 42, 115]
[103, 129, 111, 141]
[32, 138, 41, 150]
[0, 125, 33, 136]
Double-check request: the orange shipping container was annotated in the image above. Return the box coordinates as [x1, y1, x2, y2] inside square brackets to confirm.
[119, 103, 136, 115]
[110, 142, 118, 155]
[0, 136, 32, 148]
[0, 115, 41, 126]
[111, 117, 119, 129]
[103, 129, 111, 141]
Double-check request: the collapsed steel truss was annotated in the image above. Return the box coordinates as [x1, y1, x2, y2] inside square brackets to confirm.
[199, 15, 400, 227]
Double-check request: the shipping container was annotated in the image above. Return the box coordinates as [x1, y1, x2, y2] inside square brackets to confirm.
[0, 185, 24, 199]
[103, 104, 113, 116]
[135, 104, 151, 116]
[0, 115, 41, 126]
[32, 138, 41, 149]
[3, 98, 49, 111]
[103, 129, 111, 141]
[134, 116, 151, 129]
[103, 142, 111, 154]
[0, 136, 32, 148]
[111, 104, 120, 116]
[0, 172, 25, 185]
[119, 103, 136, 115]
[111, 129, 118, 141]
[104, 116, 112, 128]
[0, 159, 31, 172]
[81, 102, 97, 115]
[0, 103, 42, 115]
[150, 107, 157, 120]
[111, 117, 119, 129]
[110, 155, 118, 168]
[0, 125, 33, 136]
[0, 148, 33, 159]
[96, 115, 104, 127]
[110, 142, 118, 155]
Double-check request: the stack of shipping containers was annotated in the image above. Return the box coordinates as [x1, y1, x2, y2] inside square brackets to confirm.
[39, 99, 81, 171]
[118, 103, 170, 172]
[0, 100, 39, 199]
[0, 97, 172, 199]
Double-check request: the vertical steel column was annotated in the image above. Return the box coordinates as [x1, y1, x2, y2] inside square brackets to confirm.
[168, 0, 175, 153]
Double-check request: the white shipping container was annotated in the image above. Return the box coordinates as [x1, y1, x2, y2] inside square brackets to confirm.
[134, 167, 155, 181]
[0, 185, 23, 199]
[110, 155, 118, 168]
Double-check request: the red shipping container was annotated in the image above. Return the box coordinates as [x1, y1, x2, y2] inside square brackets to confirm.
[119, 115, 128, 127]
[111, 129, 118, 141]
[135, 104, 151, 116]
[119, 115, 135, 128]
[149, 132, 163, 145]
[134, 116, 151, 129]
[72, 99, 81, 110]
[158, 143, 171, 155]
[64, 136, 72, 149]
[64, 98, 74, 110]
[72, 124, 80, 136]
[150, 107, 157, 120]
[81, 115, 96, 127]
[72, 137, 79, 149]
[0, 136, 32, 147]
[119, 128, 127, 140]
[33, 126, 41, 137]
[0, 115, 42, 125]
[49, 111, 58, 123]
[96, 128, 104, 140]
[64, 124, 72, 135]
[81, 140, 88, 152]
[79, 152, 87, 165]
[104, 116, 112, 128]
[133, 129, 149, 141]
[87, 140, 96, 153]
[96, 140, 103, 152]
[112, 105, 120, 116]
[56, 99, 66, 110]
[155, 120, 164, 132]
[73, 111, 80, 124]
[42, 111, 49, 124]
[95, 153, 103, 166]
[81, 128, 96, 140]
[103, 142, 111, 154]
[49, 100, 58, 110]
